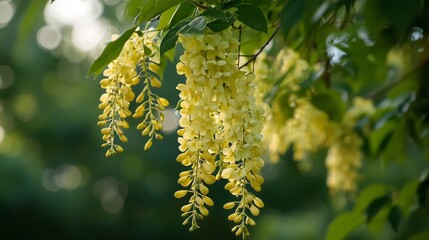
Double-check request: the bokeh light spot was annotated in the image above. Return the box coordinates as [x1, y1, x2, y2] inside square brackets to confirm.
[45, 0, 103, 27]
[37, 25, 62, 50]
[0, 1, 15, 28]
[0, 65, 15, 89]
[0, 126, 5, 144]
[14, 93, 38, 122]
[162, 108, 179, 134]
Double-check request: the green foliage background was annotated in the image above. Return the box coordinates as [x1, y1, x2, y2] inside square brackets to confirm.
[1, 0, 429, 239]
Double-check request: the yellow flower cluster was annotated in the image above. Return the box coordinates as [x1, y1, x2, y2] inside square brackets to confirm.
[98, 30, 168, 156]
[174, 28, 265, 238]
[284, 100, 338, 160]
[326, 97, 375, 198]
[255, 49, 311, 163]
[255, 49, 376, 199]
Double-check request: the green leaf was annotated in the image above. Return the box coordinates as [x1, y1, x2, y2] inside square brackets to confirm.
[169, 1, 195, 28]
[417, 177, 429, 206]
[397, 180, 419, 216]
[160, 20, 189, 57]
[366, 194, 392, 223]
[15, 0, 45, 58]
[201, 8, 228, 21]
[387, 205, 401, 232]
[158, 5, 177, 30]
[280, 0, 305, 39]
[369, 119, 395, 157]
[355, 184, 389, 212]
[326, 211, 365, 240]
[234, 4, 267, 33]
[87, 26, 137, 78]
[180, 16, 207, 35]
[222, 0, 243, 9]
[409, 230, 429, 240]
[207, 20, 231, 32]
[128, 0, 185, 24]
[310, 90, 345, 122]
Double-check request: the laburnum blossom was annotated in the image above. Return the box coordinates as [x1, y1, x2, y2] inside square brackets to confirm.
[174, 28, 265, 239]
[132, 29, 168, 150]
[254, 49, 377, 202]
[175, 33, 221, 231]
[98, 33, 141, 157]
[326, 97, 375, 200]
[284, 100, 338, 161]
[98, 29, 168, 156]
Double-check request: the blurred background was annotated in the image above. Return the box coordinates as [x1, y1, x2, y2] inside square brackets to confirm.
[0, 0, 428, 239]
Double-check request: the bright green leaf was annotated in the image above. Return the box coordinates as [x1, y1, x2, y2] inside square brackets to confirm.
[398, 180, 419, 216]
[355, 184, 389, 212]
[87, 26, 137, 78]
[326, 211, 365, 240]
[235, 4, 267, 33]
[180, 16, 207, 35]
[158, 5, 177, 30]
[169, 1, 195, 28]
[128, 0, 185, 24]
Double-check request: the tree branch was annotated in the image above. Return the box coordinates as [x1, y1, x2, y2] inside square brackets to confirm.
[239, 26, 280, 69]
[365, 57, 429, 100]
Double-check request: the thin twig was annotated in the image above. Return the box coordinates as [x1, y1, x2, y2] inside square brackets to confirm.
[365, 57, 429, 100]
[190, 1, 209, 9]
[238, 26, 242, 67]
[239, 26, 280, 69]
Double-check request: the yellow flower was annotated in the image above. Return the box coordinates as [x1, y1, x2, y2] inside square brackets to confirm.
[175, 28, 265, 239]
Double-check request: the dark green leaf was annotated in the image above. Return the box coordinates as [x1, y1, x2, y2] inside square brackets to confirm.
[417, 178, 429, 206]
[201, 8, 228, 21]
[366, 194, 392, 223]
[160, 20, 189, 56]
[355, 184, 389, 212]
[280, 0, 305, 39]
[409, 230, 429, 240]
[16, 1, 45, 56]
[326, 211, 365, 240]
[222, 0, 243, 9]
[310, 90, 345, 122]
[128, 0, 185, 24]
[169, 1, 195, 28]
[387, 206, 401, 232]
[143, 45, 152, 56]
[207, 20, 231, 32]
[180, 16, 207, 35]
[87, 26, 137, 78]
[235, 4, 267, 33]
[369, 119, 395, 157]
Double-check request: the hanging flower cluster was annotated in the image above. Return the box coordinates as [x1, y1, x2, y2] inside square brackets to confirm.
[325, 97, 375, 199]
[98, 29, 168, 157]
[174, 28, 265, 238]
[255, 49, 375, 200]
